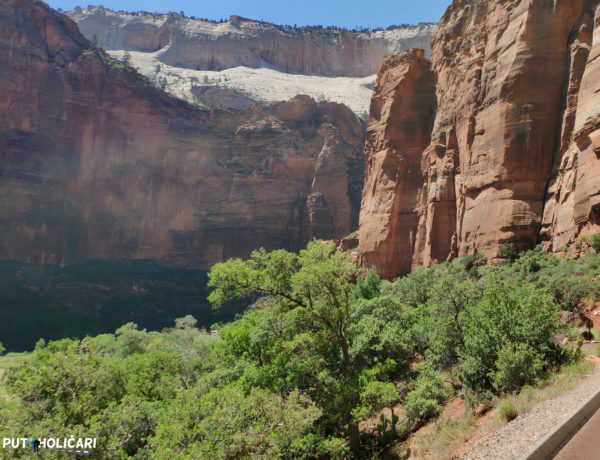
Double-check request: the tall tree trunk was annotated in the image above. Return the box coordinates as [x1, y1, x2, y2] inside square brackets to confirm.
[349, 421, 361, 451]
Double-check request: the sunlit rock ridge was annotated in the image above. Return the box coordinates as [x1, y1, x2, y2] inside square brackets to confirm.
[66, 6, 436, 113]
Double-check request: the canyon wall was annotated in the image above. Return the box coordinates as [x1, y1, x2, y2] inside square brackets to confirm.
[359, 0, 600, 278]
[67, 6, 435, 78]
[0, 0, 364, 269]
[541, 2, 600, 250]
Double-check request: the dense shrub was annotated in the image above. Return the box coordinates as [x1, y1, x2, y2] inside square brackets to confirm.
[498, 243, 518, 261]
[404, 365, 447, 421]
[492, 343, 544, 392]
[354, 267, 381, 300]
[3, 241, 596, 457]
[589, 234, 600, 252]
[460, 281, 563, 393]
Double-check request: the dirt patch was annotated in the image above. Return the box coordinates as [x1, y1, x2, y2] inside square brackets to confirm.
[442, 397, 466, 421]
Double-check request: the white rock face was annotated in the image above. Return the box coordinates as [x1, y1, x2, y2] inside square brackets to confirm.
[108, 49, 377, 113]
[67, 6, 435, 112]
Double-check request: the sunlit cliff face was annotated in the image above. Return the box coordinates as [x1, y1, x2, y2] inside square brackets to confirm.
[358, 0, 600, 279]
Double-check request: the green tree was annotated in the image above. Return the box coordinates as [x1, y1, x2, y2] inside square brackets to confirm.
[498, 243, 518, 261]
[209, 241, 370, 449]
[353, 267, 381, 300]
[426, 270, 478, 367]
[492, 342, 544, 392]
[209, 241, 359, 378]
[122, 52, 131, 67]
[460, 280, 563, 393]
[404, 364, 446, 421]
[589, 234, 600, 252]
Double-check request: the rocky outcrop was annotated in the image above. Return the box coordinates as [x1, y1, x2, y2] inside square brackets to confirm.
[190, 85, 257, 109]
[67, 6, 436, 78]
[359, 0, 600, 278]
[358, 50, 435, 278]
[0, 0, 364, 269]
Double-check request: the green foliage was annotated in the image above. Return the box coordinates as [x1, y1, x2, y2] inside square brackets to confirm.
[497, 402, 519, 422]
[589, 234, 600, 252]
[391, 266, 438, 308]
[209, 241, 377, 449]
[3, 242, 595, 457]
[498, 243, 518, 261]
[536, 253, 600, 311]
[460, 280, 563, 394]
[356, 380, 400, 420]
[404, 365, 447, 421]
[468, 265, 479, 278]
[426, 269, 478, 367]
[151, 386, 321, 459]
[492, 343, 544, 392]
[1, 318, 232, 458]
[0, 342, 4, 355]
[354, 268, 381, 300]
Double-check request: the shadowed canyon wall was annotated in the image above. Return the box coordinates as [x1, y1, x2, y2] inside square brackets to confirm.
[359, 0, 600, 278]
[0, 0, 364, 270]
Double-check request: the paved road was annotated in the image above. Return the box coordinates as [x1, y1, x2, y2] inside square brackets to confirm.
[554, 406, 600, 459]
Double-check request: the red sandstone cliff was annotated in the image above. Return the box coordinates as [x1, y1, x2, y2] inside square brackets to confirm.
[359, 0, 600, 278]
[541, 2, 600, 250]
[358, 50, 435, 279]
[0, 0, 364, 269]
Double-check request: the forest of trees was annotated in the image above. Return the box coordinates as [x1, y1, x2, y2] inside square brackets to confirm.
[2, 239, 599, 458]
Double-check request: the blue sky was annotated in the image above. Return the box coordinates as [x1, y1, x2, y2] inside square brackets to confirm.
[47, 0, 451, 29]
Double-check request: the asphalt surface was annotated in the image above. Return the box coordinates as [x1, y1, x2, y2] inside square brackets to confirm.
[554, 407, 600, 459]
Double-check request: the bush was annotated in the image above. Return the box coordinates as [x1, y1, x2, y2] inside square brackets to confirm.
[498, 402, 519, 422]
[528, 259, 541, 273]
[590, 234, 600, 252]
[492, 343, 544, 392]
[354, 268, 381, 300]
[460, 281, 563, 394]
[426, 274, 478, 368]
[498, 243, 518, 261]
[392, 266, 439, 308]
[468, 265, 479, 278]
[404, 365, 447, 421]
